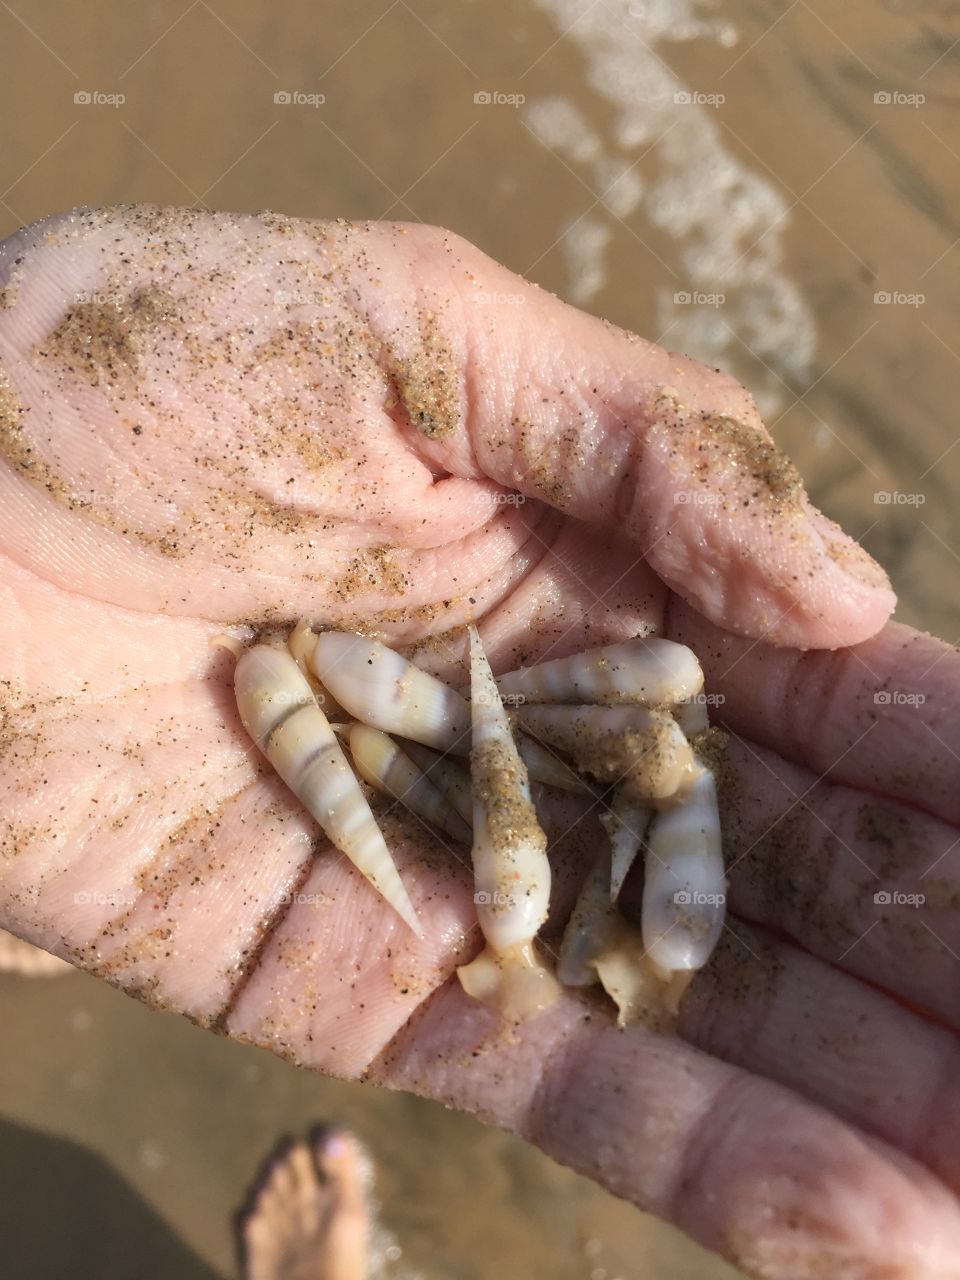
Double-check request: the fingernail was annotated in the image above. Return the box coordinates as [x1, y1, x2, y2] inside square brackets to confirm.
[322, 1131, 349, 1157]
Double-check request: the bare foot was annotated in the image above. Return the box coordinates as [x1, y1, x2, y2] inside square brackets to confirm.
[240, 1128, 371, 1280]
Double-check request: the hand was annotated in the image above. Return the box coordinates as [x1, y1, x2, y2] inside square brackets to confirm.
[1, 209, 955, 1279]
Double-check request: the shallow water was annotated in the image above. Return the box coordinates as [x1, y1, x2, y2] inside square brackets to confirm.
[0, 0, 957, 1276]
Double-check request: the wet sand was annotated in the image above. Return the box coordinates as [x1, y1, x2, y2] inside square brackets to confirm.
[0, 0, 957, 1276]
[0, 968, 737, 1278]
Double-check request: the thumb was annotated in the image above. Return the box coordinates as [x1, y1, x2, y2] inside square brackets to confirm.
[392, 226, 895, 650]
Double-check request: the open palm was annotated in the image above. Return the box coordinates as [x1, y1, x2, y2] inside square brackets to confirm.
[1, 208, 958, 1280]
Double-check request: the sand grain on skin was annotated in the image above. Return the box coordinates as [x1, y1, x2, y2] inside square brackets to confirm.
[384, 311, 461, 440]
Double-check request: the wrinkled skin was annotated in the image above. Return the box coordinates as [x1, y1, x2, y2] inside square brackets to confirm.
[2, 208, 959, 1279]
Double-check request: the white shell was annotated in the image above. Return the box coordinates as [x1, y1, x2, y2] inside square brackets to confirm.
[310, 632, 597, 796]
[311, 632, 471, 751]
[641, 764, 725, 972]
[401, 740, 473, 827]
[287, 619, 346, 719]
[557, 846, 691, 1029]
[515, 703, 695, 801]
[557, 851, 615, 987]
[600, 789, 651, 900]
[496, 638, 704, 707]
[516, 735, 597, 797]
[466, 626, 552, 952]
[235, 645, 421, 935]
[673, 695, 709, 737]
[348, 724, 472, 843]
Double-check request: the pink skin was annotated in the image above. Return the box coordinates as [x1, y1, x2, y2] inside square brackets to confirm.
[1, 209, 958, 1278]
